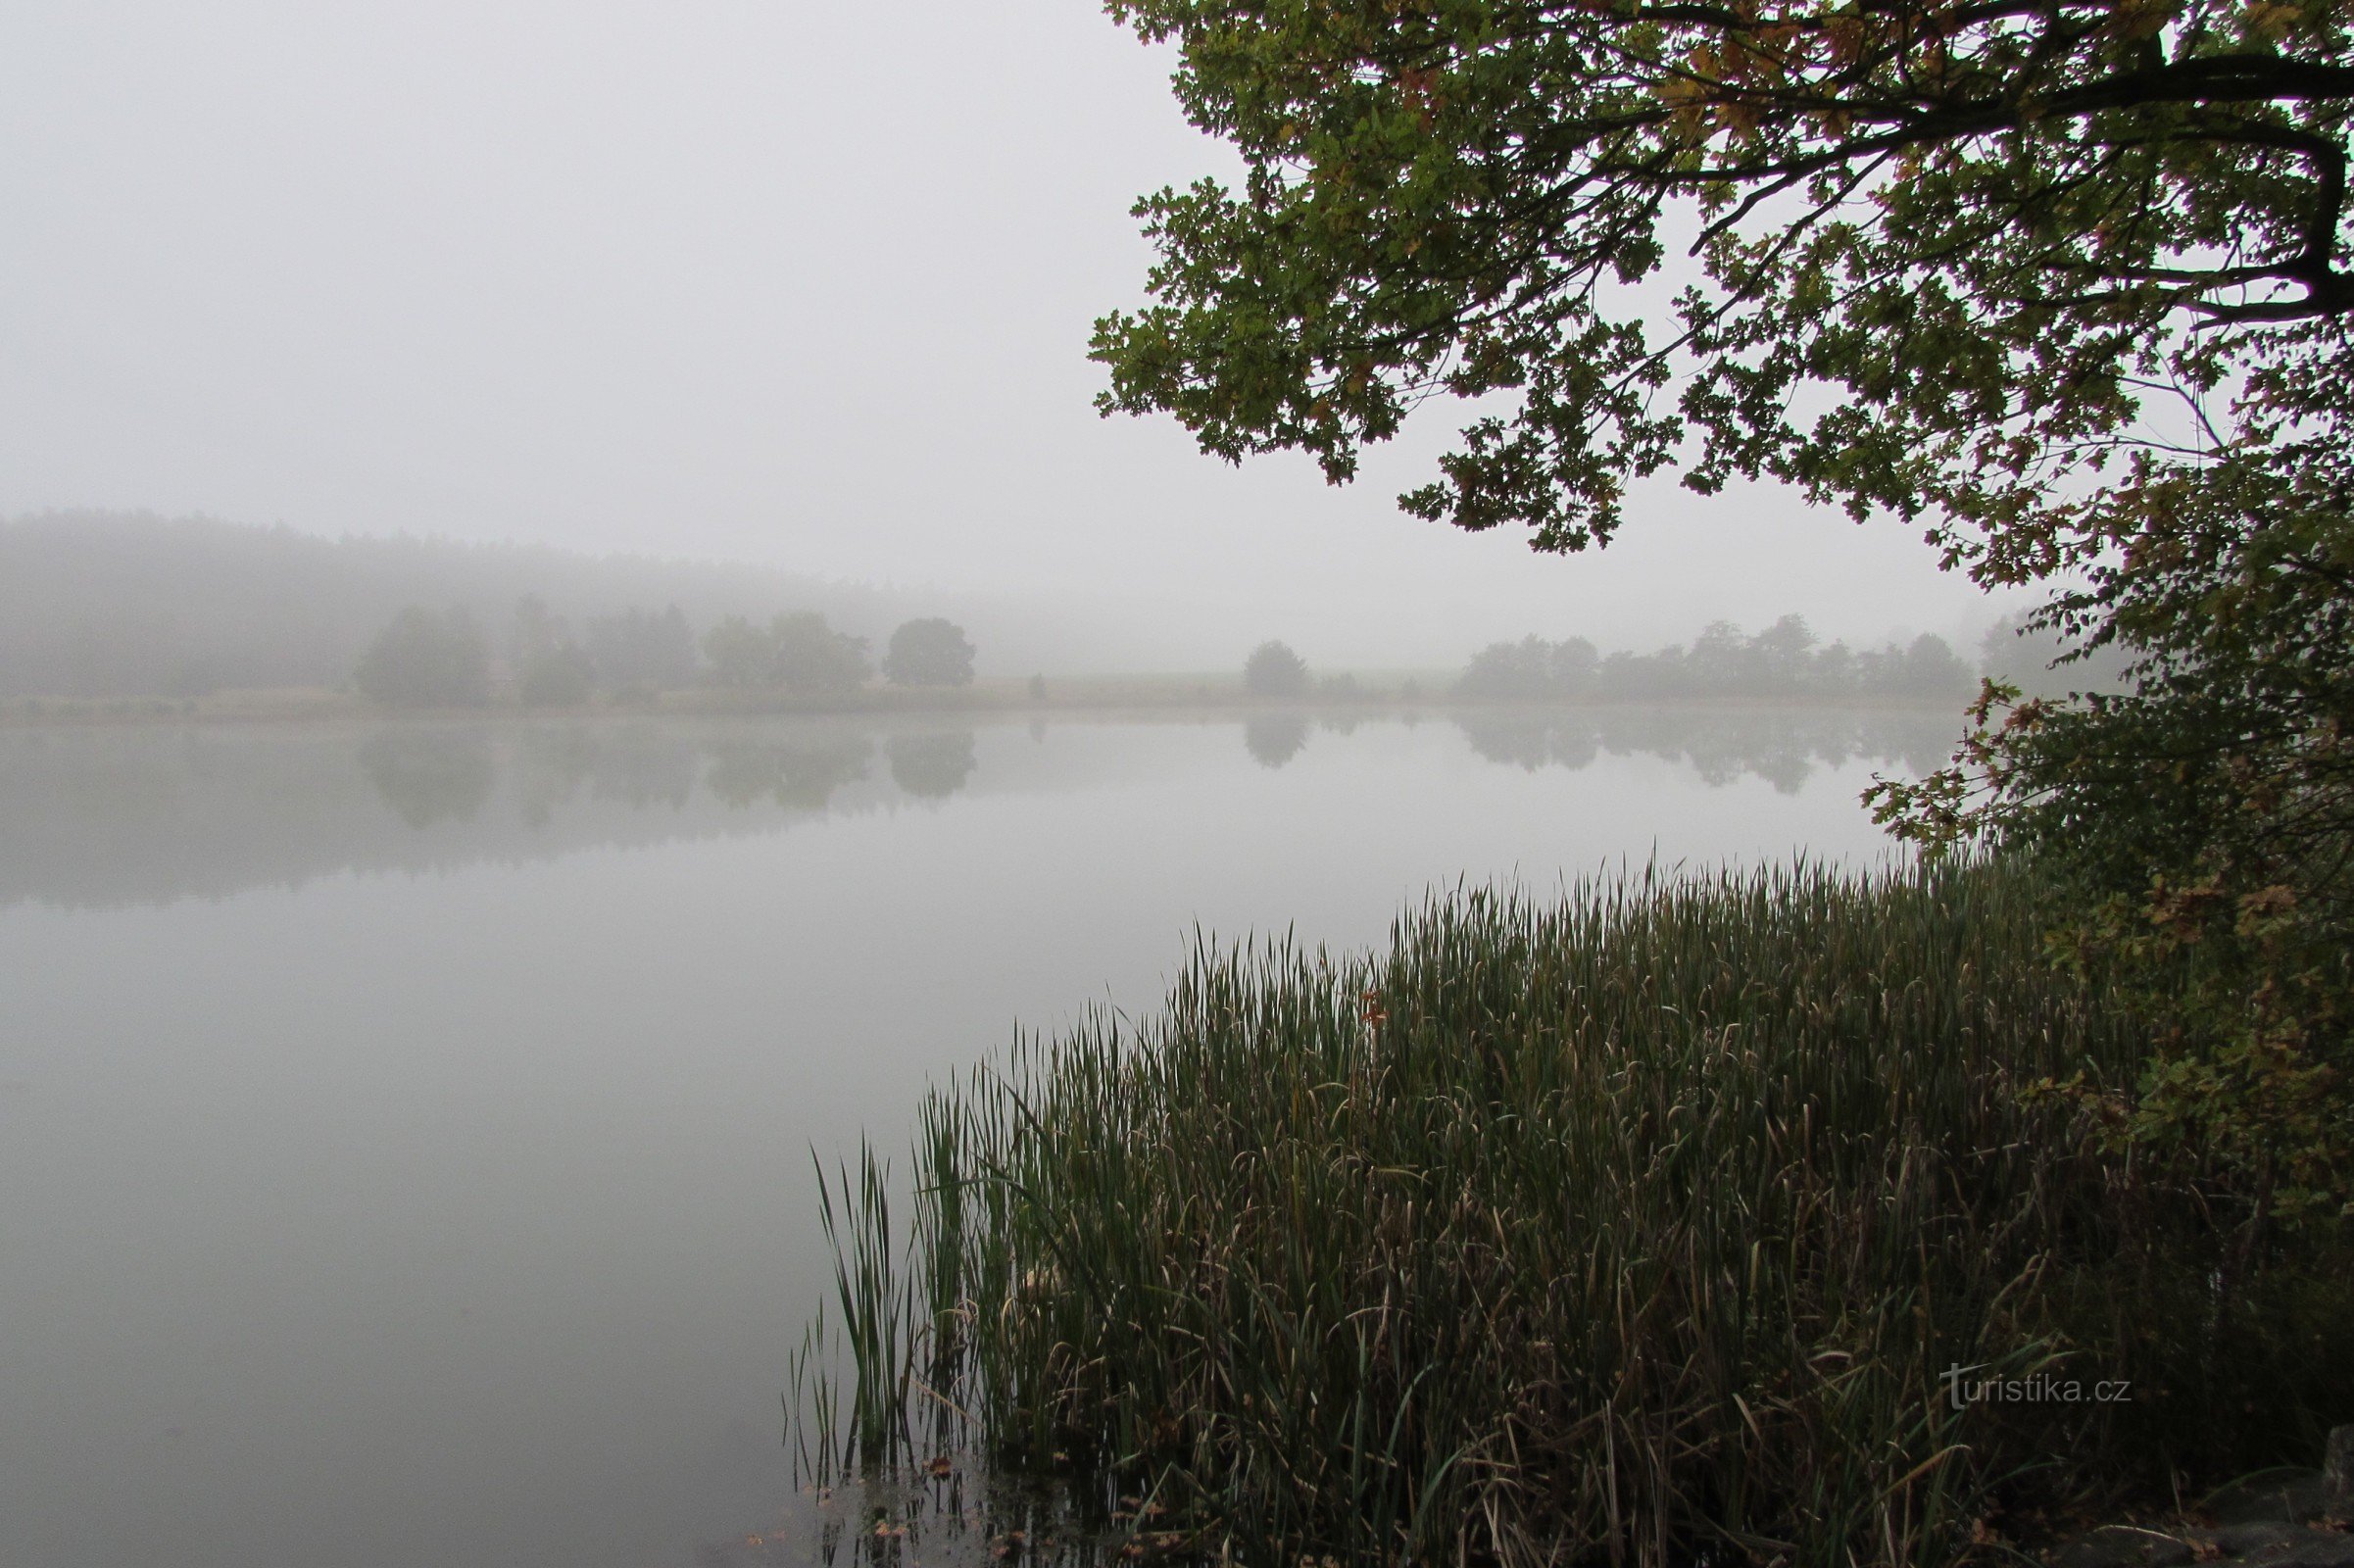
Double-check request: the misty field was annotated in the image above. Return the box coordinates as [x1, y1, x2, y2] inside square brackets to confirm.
[797, 858, 2354, 1567]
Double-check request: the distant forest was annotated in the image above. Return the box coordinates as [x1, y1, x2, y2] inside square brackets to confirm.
[1455, 614, 2131, 705]
[0, 511, 908, 700]
[3, 511, 2125, 706]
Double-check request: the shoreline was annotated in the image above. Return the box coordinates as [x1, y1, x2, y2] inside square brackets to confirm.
[0, 679, 1979, 729]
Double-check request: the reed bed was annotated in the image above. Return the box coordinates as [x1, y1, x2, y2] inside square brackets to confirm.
[794, 858, 2352, 1568]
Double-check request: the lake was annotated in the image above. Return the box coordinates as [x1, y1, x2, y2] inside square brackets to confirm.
[0, 707, 1953, 1568]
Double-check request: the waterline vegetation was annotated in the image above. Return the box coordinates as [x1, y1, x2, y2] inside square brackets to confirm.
[792, 858, 2352, 1565]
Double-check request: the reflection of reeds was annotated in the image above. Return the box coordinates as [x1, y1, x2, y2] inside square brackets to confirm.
[795, 858, 2354, 1566]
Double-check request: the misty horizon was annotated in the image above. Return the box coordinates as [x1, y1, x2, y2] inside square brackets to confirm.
[1, 1, 2032, 667]
[0, 509, 2033, 693]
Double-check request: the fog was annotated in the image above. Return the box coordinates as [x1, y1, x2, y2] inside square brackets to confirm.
[0, 9, 2109, 1568]
[0, 0, 2025, 666]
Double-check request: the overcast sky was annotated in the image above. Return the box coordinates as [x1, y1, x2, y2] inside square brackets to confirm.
[0, 0, 2030, 669]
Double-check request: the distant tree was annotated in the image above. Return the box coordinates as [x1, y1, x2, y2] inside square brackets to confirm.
[700, 612, 868, 695]
[1243, 640, 1310, 700]
[353, 607, 491, 708]
[1682, 621, 1751, 695]
[1749, 615, 1819, 694]
[512, 596, 594, 707]
[1456, 636, 1598, 701]
[1897, 634, 1975, 698]
[1576, 619, 1976, 702]
[882, 618, 976, 688]
[1978, 612, 2134, 699]
[1812, 642, 1857, 694]
[703, 616, 774, 688]
[1027, 673, 1048, 702]
[0, 512, 900, 700]
[585, 605, 698, 691]
[769, 612, 871, 698]
[518, 646, 593, 706]
[512, 595, 563, 663]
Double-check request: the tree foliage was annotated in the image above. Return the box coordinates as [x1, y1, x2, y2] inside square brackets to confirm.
[771, 612, 873, 697]
[703, 615, 776, 689]
[352, 607, 491, 709]
[882, 617, 977, 687]
[1092, 0, 2351, 576]
[1872, 439, 2354, 1221]
[512, 596, 595, 707]
[700, 612, 872, 697]
[1244, 638, 1314, 697]
[1458, 633, 1603, 699]
[1458, 618, 1975, 700]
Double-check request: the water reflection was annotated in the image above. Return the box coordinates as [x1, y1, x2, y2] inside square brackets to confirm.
[0, 707, 1961, 910]
[356, 729, 496, 828]
[1452, 706, 1957, 794]
[706, 735, 875, 810]
[1243, 711, 1311, 768]
[887, 731, 978, 800]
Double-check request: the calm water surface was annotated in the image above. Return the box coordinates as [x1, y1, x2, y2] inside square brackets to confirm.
[0, 709, 1952, 1568]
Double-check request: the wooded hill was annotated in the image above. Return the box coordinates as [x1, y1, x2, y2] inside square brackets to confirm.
[0, 511, 903, 699]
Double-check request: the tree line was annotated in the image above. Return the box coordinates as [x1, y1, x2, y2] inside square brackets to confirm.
[353, 598, 974, 708]
[1454, 617, 1977, 703]
[1234, 615, 2088, 707]
[0, 511, 918, 700]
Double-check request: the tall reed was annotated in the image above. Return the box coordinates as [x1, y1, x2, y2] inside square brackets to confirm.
[798, 858, 2352, 1566]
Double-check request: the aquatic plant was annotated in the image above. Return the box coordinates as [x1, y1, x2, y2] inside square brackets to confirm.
[797, 858, 2352, 1566]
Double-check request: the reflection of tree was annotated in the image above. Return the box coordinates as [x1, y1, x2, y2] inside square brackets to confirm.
[357, 728, 496, 828]
[1244, 712, 1310, 768]
[508, 726, 709, 820]
[1454, 714, 1598, 772]
[1682, 733, 1812, 795]
[587, 733, 697, 811]
[514, 726, 600, 826]
[887, 731, 977, 800]
[1453, 709, 1961, 793]
[704, 737, 871, 810]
